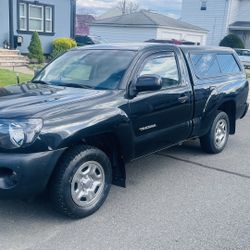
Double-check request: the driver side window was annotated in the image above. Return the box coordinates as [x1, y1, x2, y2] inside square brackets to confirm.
[139, 53, 180, 89]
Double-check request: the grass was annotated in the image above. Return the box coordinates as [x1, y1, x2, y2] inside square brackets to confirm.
[28, 63, 46, 71]
[0, 69, 33, 87]
[247, 72, 250, 79]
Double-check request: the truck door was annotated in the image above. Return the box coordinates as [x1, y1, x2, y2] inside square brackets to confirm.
[129, 50, 193, 157]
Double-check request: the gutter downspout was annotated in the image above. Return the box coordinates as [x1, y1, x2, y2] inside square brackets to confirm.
[9, 0, 14, 49]
[70, 0, 76, 39]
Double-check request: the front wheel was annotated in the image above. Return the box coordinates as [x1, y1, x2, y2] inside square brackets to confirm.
[49, 145, 112, 219]
[200, 111, 230, 154]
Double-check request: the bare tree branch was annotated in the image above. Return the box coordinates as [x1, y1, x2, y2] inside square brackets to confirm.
[127, 1, 139, 13]
[117, 0, 139, 15]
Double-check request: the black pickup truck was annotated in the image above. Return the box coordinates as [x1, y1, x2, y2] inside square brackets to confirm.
[0, 44, 248, 218]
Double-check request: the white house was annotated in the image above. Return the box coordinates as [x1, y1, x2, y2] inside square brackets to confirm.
[182, 0, 250, 48]
[90, 10, 207, 45]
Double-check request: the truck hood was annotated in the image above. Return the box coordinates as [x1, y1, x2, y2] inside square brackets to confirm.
[0, 83, 120, 119]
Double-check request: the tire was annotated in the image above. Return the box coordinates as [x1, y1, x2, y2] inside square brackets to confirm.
[49, 145, 112, 219]
[200, 111, 230, 154]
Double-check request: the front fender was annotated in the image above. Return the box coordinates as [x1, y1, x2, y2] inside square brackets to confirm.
[40, 108, 134, 161]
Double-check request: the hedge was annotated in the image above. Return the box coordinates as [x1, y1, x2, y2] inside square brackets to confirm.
[50, 37, 77, 59]
[219, 34, 245, 49]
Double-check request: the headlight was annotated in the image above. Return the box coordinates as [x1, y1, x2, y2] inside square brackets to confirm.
[0, 119, 43, 149]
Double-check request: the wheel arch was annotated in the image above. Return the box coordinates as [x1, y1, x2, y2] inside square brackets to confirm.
[84, 132, 126, 187]
[197, 97, 237, 137]
[49, 132, 127, 188]
[217, 100, 236, 134]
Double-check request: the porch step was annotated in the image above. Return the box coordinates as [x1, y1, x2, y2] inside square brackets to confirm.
[0, 49, 29, 66]
[0, 49, 21, 56]
[0, 55, 28, 61]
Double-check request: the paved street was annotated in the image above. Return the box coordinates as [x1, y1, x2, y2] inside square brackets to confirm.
[0, 115, 250, 250]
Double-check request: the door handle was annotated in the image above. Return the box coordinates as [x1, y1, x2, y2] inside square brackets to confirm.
[178, 95, 189, 104]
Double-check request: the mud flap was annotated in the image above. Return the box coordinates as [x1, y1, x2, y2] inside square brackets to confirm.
[112, 152, 126, 188]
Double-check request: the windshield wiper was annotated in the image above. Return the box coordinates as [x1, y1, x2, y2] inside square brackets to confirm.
[53, 83, 95, 89]
[33, 80, 95, 89]
[32, 80, 51, 85]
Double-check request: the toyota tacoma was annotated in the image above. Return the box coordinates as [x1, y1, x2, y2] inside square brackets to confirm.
[0, 44, 248, 218]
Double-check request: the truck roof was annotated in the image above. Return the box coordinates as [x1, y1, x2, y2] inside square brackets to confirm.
[179, 45, 235, 53]
[74, 43, 235, 53]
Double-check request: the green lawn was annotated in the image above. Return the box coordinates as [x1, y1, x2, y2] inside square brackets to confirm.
[247, 72, 250, 79]
[0, 69, 33, 87]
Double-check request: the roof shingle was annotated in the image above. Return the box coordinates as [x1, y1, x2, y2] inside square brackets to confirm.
[92, 10, 207, 32]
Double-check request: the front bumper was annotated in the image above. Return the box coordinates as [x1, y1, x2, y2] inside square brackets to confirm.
[0, 148, 65, 199]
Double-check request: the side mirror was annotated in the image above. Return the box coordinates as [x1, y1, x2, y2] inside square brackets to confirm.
[135, 74, 162, 92]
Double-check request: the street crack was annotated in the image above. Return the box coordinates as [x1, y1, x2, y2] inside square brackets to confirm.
[156, 152, 250, 180]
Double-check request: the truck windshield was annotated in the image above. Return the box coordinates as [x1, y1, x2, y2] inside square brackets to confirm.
[33, 49, 136, 90]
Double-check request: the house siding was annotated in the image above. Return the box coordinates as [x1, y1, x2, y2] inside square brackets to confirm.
[237, 0, 250, 22]
[90, 26, 157, 43]
[182, 0, 230, 46]
[90, 25, 206, 44]
[227, 0, 240, 24]
[0, 0, 10, 47]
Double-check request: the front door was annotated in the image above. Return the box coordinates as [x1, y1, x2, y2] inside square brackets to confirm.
[129, 50, 193, 157]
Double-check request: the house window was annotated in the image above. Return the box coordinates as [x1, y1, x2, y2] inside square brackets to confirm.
[19, 3, 27, 30]
[29, 5, 44, 32]
[18, 2, 54, 34]
[45, 7, 53, 32]
[201, 0, 207, 10]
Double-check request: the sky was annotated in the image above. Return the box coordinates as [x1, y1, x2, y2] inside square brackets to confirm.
[76, 0, 182, 19]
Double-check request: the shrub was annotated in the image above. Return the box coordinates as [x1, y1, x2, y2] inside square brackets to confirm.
[28, 32, 45, 63]
[219, 34, 245, 49]
[50, 37, 77, 59]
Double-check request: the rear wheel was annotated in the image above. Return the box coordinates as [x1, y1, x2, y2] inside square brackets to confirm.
[49, 145, 112, 219]
[200, 111, 230, 154]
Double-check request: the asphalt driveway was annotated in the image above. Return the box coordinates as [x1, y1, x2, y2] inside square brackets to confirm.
[0, 115, 250, 250]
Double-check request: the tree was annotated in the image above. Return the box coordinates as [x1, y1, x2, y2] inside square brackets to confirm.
[28, 32, 45, 63]
[117, 0, 139, 15]
[219, 34, 245, 49]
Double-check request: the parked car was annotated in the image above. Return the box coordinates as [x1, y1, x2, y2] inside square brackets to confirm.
[235, 49, 250, 68]
[0, 44, 248, 219]
[75, 35, 107, 46]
